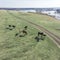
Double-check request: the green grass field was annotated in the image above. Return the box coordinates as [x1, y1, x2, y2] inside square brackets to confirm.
[10, 11, 60, 37]
[0, 10, 60, 60]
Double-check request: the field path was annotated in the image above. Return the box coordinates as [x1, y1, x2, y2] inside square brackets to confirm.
[7, 11, 60, 48]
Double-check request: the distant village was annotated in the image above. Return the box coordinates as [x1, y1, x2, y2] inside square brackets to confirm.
[20, 10, 57, 17]
[0, 8, 60, 19]
[19, 8, 60, 19]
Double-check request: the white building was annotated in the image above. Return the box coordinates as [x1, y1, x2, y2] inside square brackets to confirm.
[41, 11, 60, 20]
[41, 11, 56, 16]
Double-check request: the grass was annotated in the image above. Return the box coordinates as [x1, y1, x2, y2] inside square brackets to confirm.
[0, 10, 60, 60]
[11, 12, 60, 37]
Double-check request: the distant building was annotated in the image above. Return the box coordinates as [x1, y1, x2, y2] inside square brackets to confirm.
[20, 10, 36, 13]
[41, 11, 56, 17]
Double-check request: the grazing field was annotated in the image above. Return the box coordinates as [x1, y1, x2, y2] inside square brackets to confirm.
[11, 12, 60, 37]
[0, 10, 60, 60]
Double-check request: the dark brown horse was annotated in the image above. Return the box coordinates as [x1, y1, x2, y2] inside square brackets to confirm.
[38, 32, 43, 36]
[22, 30, 27, 35]
[24, 26, 28, 30]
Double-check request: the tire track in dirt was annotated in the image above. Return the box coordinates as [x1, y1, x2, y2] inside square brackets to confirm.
[7, 11, 60, 48]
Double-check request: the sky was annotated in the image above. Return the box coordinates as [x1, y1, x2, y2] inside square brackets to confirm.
[0, 0, 60, 8]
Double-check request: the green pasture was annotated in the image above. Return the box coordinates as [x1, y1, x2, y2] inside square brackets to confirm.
[11, 11, 60, 37]
[0, 10, 60, 60]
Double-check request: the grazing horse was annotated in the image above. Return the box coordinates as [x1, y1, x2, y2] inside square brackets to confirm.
[43, 34, 46, 36]
[38, 32, 43, 36]
[9, 25, 11, 27]
[18, 30, 27, 37]
[37, 32, 46, 40]
[22, 30, 27, 35]
[15, 33, 19, 36]
[24, 26, 28, 30]
[12, 25, 15, 28]
[35, 36, 40, 42]
[9, 29, 13, 30]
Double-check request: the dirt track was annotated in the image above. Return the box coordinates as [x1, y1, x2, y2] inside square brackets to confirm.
[7, 11, 60, 48]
